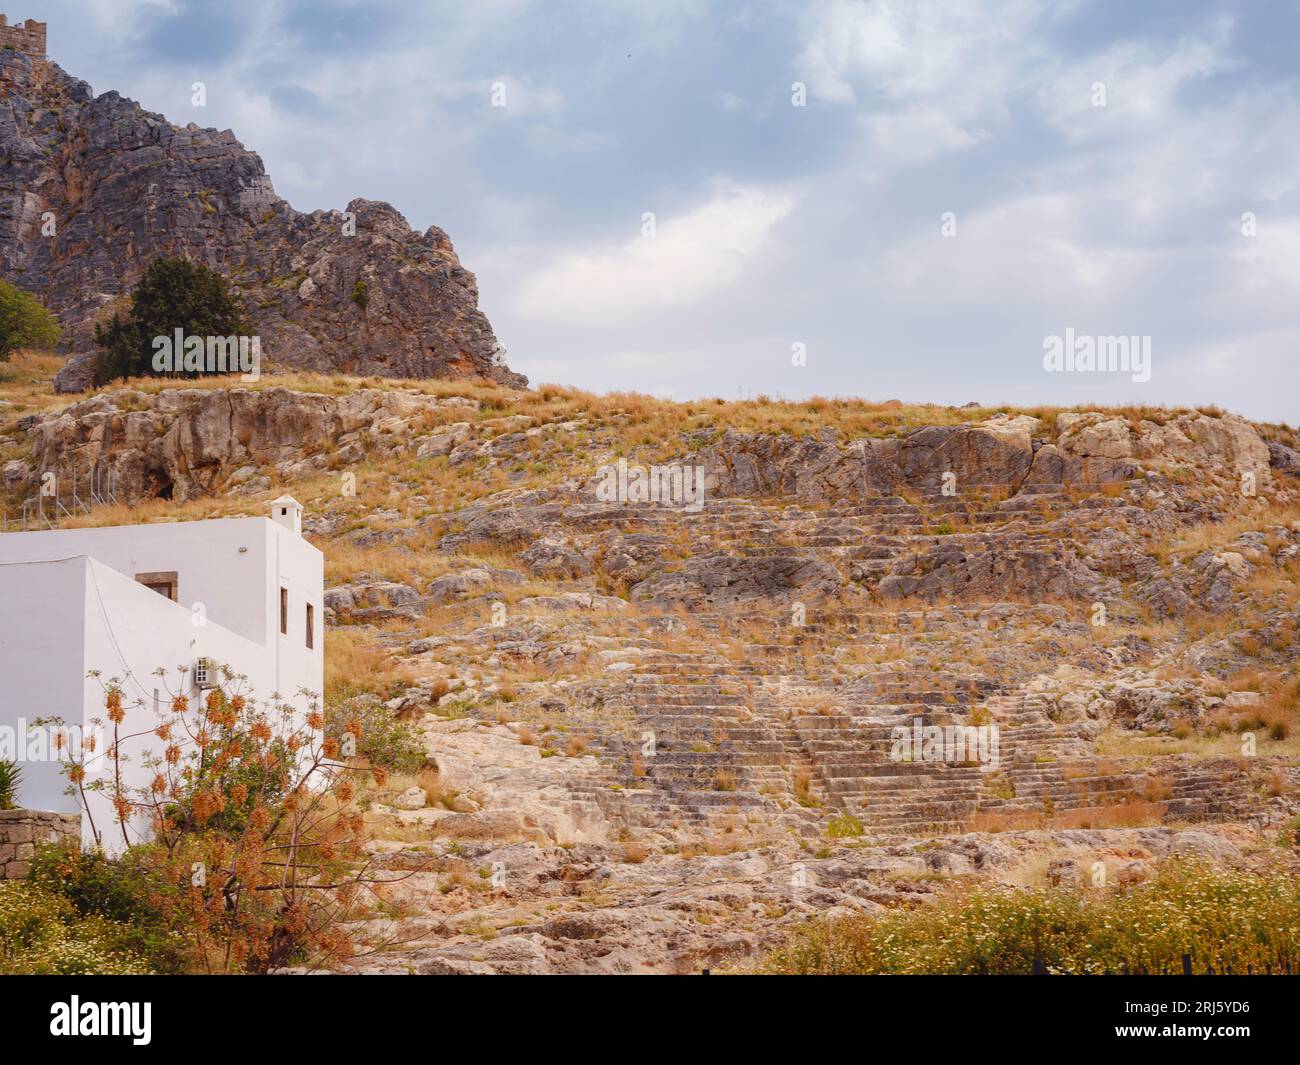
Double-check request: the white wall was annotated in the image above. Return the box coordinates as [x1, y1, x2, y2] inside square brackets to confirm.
[0, 515, 323, 706]
[0, 519, 274, 644]
[260, 520, 325, 713]
[0, 557, 89, 814]
[0, 512, 325, 854]
[79, 558, 291, 850]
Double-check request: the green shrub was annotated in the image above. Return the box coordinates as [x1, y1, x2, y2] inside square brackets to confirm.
[326, 694, 425, 773]
[827, 812, 864, 838]
[93, 257, 251, 384]
[0, 278, 60, 359]
[26, 842, 189, 973]
[0, 881, 150, 975]
[351, 279, 369, 309]
[760, 860, 1300, 975]
[0, 758, 21, 809]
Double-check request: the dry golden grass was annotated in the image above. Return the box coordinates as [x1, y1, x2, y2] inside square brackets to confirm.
[1210, 683, 1298, 743]
[792, 765, 814, 805]
[325, 538, 447, 586]
[1168, 501, 1300, 558]
[965, 809, 1046, 833]
[1052, 799, 1166, 830]
[0, 351, 68, 415]
[47, 494, 263, 529]
[676, 836, 760, 859]
[1141, 774, 1174, 802]
[1001, 852, 1062, 889]
[370, 767, 463, 813]
[325, 627, 416, 700]
[1097, 728, 1300, 760]
[1262, 768, 1288, 798]
[966, 798, 1168, 833]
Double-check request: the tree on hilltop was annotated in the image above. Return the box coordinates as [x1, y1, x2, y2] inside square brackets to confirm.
[0, 278, 60, 359]
[93, 258, 252, 384]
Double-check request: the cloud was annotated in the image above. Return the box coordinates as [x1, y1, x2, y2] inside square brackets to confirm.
[797, 0, 1047, 107]
[858, 105, 983, 164]
[1035, 28, 1234, 142]
[29, 0, 1300, 422]
[517, 182, 798, 323]
[1229, 215, 1300, 299]
[487, 74, 565, 118]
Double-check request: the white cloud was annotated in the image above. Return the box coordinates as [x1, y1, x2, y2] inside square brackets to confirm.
[1035, 29, 1233, 142]
[792, 0, 1058, 170]
[1164, 328, 1300, 421]
[858, 105, 983, 164]
[797, 0, 1047, 107]
[36, 1, 1300, 422]
[487, 74, 565, 118]
[1230, 216, 1300, 297]
[517, 182, 798, 323]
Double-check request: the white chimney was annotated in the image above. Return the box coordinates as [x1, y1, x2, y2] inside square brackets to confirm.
[270, 495, 303, 536]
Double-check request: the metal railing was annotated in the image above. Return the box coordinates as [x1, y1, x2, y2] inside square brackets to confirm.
[1, 460, 119, 531]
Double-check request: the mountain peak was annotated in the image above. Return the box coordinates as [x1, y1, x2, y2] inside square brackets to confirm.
[0, 47, 525, 391]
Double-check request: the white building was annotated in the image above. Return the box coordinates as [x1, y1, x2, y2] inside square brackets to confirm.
[0, 497, 323, 852]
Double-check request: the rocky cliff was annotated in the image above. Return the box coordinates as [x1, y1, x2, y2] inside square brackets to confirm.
[3, 374, 1299, 973]
[0, 51, 525, 391]
[10, 386, 1297, 618]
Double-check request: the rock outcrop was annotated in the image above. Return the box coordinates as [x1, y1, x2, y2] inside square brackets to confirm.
[0, 51, 525, 391]
[690, 423, 1134, 504]
[11, 386, 1298, 620]
[19, 385, 477, 502]
[691, 411, 1271, 504]
[631, 554, 843, 606]
[877, 540, 1118, 603]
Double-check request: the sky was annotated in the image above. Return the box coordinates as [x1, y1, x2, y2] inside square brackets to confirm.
[29, 0, 1300, 422]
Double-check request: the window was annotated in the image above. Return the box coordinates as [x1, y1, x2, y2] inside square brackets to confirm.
[135, 571, 178, 601]
[280, 587, 288, 636]
[305, 602, 315, 650]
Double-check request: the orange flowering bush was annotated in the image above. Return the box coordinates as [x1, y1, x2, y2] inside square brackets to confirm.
[51, 664, 406, 974]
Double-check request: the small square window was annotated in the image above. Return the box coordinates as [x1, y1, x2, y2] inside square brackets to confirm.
[135, 571, 178, 602]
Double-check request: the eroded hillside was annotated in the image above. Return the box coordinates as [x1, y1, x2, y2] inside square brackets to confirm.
[2, 354, 1297, 973]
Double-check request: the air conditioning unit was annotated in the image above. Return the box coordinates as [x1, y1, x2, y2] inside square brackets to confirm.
[193, 658, 217, 690]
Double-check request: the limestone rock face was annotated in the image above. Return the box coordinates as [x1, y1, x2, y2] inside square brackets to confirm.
[1270, 441, 1300, 479]
[693, 422, 1136, 503]
[21, 386, 474, 502]
[325, 581, 422, 622]
[878, 541, 1117, 603]
[631, 554, 843, 605]
[1055, 414, 1135, 460]
[426, 567, 524, 605]
[0, 52, 525, 390]
[1055, 410, 1271, 477]
[684, 411, 1271, 505]
[520, 538, 593, 578]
